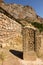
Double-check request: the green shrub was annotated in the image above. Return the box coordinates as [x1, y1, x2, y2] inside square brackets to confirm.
[31, 22, 43, 32]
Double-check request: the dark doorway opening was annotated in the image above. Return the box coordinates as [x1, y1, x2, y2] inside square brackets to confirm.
[9, 50, 23, 59]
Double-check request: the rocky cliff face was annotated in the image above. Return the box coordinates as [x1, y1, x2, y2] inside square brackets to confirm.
[1, 2, 43, 24]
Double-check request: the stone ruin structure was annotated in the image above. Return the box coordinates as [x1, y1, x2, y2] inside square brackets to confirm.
[0, 2, 43, 60]
[22, 26, 43, 60]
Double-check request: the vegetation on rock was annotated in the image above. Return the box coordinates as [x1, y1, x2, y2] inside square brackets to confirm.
[31, 22, 43, 32]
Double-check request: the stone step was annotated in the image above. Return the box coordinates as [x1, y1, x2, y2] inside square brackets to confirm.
[23, 51, 37, 61]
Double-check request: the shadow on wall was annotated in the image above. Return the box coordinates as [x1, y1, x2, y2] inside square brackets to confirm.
[9, 50, 23, 59]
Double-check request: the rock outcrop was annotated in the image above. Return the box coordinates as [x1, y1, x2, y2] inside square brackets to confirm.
[1, 2, 43, 24]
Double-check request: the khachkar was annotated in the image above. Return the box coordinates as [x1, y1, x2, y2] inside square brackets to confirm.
[22, 26, 42, 60]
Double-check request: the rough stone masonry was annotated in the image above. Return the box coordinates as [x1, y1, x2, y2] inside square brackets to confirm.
[22, 26, 43, 60]
[0, 2, 43, 60]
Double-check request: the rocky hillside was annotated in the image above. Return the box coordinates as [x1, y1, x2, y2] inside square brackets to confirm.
[1, 2, 43, 24]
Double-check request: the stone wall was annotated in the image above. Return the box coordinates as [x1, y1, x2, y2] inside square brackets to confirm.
[22, 26, 37, 60]
[35, 34, 43, 57]
[35, 30, 41, 56]
[22, 26, 43, 60]
[40, 35, 43, 56]
[0, 12, 22, 50]
[0, 10, 43, 60]
[22, 26, 35, 51]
